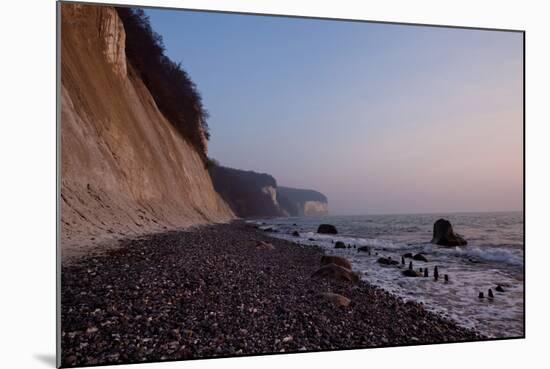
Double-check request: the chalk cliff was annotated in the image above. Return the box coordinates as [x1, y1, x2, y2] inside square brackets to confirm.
[208, 165, 283, 218]
[208, 164, 328, 218]
[60, 4, 234, 259]
[278, 187, 329, 216]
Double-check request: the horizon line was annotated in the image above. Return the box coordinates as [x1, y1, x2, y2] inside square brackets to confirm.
[311, 209, 524, 217]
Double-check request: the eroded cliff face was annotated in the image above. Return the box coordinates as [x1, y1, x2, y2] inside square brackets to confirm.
[208, 165, 283, 218]
[278, 186, 329, 217]
[261, 186, 279, 208]
[303, 201, 329, 216]
[208, 164, 328, 218]
[60, 4, 234, 259]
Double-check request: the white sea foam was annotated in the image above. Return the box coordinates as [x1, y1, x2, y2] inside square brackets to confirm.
[258, 213, 524, 338]
[288, 231, 523, 268]
[449, 246, 523, 267]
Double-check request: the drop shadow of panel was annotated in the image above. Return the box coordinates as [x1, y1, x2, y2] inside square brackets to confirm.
[33, 353, 57, 367]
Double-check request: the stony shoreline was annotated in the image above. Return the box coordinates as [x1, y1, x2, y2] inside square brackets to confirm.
[61, 221, 482, 366]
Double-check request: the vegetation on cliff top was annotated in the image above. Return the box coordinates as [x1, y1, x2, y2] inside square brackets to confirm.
[277, 186, 328, 216]
[207, 161, 328, 218]
[278, 186, 328, 203]
[116, 7, 210, 157]
[208, 163, 282, 218]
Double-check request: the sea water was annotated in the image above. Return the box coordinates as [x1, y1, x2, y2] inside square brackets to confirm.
[251, 212, 524, 338]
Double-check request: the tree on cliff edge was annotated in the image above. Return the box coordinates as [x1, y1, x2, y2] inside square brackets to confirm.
[116, 7, 210, 158]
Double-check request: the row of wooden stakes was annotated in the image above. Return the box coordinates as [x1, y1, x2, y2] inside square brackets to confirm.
[402, 257, 449, 281]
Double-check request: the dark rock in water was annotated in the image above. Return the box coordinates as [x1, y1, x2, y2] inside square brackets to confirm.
[431, 218, 467, 246]
[495, 285, 505, 292]
[357, 246, 370, 252]
[308, 238, 315, 241]
[488, 289, 494, 298]
[434, 266, 439, 281]
[311, 263, 359, 283]
[419, 268, 423, 273]
[403, 253, 413, 258]
[378, 257, 399, 266]
[317, 224, 338, 234]
[292, 223, 297, 226]
[263, 227, 273, 232]
[402, 269, 421, 277]
[408, 261, 413, 270]
[424, 268, 429, 277]
[413, 253, 428, 262]
[401, 256, 405, 265]
[292, 230, 300, 237]
[319, 292, 351, 307]
[444, 274, 449, 282]
[321, 255, 352, 270]
[479, 292, 485, 298]
[335, 241, 346, 249]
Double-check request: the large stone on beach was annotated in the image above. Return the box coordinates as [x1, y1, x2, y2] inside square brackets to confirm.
[377, 257, 399, 266]
[334, 241, 346, 249]
[311, 263, 359, 283]
[321, 255, 352, 270]
[319, 292, 351, 307]
[431, 219, 467, 246]
[256, 241, 275, 251]
[413, 253, 428, 262]
[317, 224, 338, 234]
[402, 269, 422, 277]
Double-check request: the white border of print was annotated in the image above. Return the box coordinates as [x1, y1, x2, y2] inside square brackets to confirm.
[1, 0, 548, 368]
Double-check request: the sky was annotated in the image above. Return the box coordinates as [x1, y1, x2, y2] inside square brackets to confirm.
[145, 8, 523, 216]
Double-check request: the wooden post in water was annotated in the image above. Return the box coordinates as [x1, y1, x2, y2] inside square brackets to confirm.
[434, 266, 439, 281]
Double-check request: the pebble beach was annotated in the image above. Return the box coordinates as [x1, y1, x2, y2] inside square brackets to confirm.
[61, 221, 481, 367]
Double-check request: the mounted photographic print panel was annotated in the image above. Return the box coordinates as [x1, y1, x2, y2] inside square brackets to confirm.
[58, 1, 524, 367]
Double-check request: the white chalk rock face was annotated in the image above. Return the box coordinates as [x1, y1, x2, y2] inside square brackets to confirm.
[98, 7, 127, 76]
[262, 186, 279, 207]
[277, 186, 329, 217]
[304, 201, 329, 216]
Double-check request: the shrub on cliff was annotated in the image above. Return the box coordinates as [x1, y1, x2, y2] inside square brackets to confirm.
[116, 7, 210, 158]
